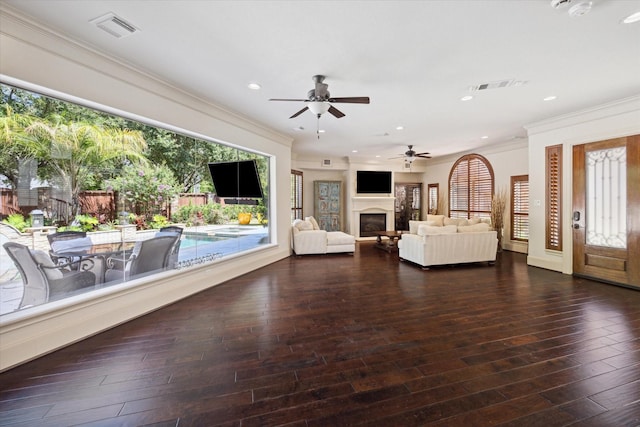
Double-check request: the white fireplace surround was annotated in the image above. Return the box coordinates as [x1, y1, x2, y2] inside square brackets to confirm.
[351, 197, 395, 239]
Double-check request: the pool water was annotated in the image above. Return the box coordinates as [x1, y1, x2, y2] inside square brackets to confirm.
[180, 234, 233, 249]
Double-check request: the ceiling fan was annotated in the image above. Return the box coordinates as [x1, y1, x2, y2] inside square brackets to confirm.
[391, 145, 432, 163]
[269, 75, 370, 120]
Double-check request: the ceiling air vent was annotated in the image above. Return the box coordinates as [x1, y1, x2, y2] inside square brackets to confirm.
[90, 13, 139, 38]
[469, 79, 526, 92]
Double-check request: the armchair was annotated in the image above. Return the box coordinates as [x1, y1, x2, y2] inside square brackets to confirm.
[157, 226, 183, 269]
[3, 242, 96, 309]
[104, 235, 179, 282]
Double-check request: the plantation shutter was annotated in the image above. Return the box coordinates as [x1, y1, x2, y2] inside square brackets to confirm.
[290, 170, 303, 222]
[546, 145, 562, 251]
[449, 154, 494, 219]
[511, 175, 529, 241]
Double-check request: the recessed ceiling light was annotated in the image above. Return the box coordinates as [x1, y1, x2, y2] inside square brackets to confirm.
[461, 95, 473, 101]
[375, 155, 381, 158]
[318, 129, 325, 133]
[622, 11, 640, 24]
[481, 135, 489, 139]
[543, 95, 557, 101]
[247, 82, 261, 90]
[396, 126, 404, 131]
[352, 150, 358, 153]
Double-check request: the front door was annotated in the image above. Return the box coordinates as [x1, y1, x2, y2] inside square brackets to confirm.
[572, 136, 640, 287]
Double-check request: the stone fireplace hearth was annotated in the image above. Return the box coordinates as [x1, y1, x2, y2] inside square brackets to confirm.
[350, 197, 395, 239]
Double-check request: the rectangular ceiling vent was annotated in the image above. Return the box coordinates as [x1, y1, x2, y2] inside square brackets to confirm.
[469, 79, 526, 92]
[321, 159, 332, 167]
[90, 13, 139, 38]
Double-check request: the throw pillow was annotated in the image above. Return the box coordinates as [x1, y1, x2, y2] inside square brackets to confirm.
[457, 223, 491, 233]
[305, 216, 320, 230]
[444, 217, 469, 227]
[295, 220, 314, 231]
[409, 220, 433, 234]
[467, 217, 481, 225]
[417, 224, 458, 236]
[426, 214, 445, 226]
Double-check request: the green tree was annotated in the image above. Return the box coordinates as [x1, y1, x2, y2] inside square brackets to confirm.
[25, 117, 148, 215]
[105, 163, 179, 221]
[0, 105, 36, 188]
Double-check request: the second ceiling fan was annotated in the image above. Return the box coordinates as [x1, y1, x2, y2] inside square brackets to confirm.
[390, 145, 432, 162]
[269, 75, 370, 119]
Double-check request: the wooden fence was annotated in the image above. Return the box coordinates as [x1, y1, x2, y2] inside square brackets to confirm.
[0, 189, 210, 223]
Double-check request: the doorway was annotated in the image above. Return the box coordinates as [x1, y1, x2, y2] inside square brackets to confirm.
[394, 183, 421, 231]
[572, 135, 639, 287]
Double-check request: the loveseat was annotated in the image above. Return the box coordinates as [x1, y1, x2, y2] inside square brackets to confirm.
[398, 215, 497, 269]
[291, 217, 355, 255]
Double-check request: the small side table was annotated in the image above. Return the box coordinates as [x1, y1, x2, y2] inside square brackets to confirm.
[374, 230, 403, 253]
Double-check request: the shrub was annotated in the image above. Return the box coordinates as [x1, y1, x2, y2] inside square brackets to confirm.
[1, 213, 29, 232]
[149, 214, 170, 229]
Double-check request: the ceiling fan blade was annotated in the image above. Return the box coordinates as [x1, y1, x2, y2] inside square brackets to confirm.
[269, 98, 308, 102]
[328, 97, 370, 104]
[289, 107, 308, 119]
[328, 105, 345, 118]
[416, 154, 432, 159]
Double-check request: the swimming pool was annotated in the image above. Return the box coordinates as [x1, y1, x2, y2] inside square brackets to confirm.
[180, 233, 235, 249]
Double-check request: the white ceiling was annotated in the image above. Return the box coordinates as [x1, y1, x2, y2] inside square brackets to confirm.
[3, 0, 640, 164]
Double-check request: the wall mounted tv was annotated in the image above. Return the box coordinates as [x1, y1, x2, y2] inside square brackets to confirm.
[208, 159, 264, 204]
[356, 170, 392, 194]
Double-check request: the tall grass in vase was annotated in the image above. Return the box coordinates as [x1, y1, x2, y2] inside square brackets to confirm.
[490, 188, 507, 252]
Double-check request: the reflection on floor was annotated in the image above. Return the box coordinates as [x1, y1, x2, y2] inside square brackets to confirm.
[0, 225, 269, 316]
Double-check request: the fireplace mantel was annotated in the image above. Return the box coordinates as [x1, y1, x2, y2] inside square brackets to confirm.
[351, 197, 395, 239]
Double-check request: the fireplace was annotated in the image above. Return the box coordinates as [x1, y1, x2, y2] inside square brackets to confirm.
[360, 213, 386, 237]
[351, 197, 395, 239]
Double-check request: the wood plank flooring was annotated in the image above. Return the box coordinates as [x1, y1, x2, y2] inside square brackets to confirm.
[1, 243, 640, 426]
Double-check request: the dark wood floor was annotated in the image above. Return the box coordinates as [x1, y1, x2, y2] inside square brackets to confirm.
[2, 243, 640, 426]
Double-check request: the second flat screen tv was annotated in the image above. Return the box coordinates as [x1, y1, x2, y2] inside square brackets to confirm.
[207, 160, 264, 200]
[356, 170, 392, 194]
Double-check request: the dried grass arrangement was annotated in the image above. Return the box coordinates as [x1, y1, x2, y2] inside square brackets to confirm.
[437, 190, 447, 216]
[490, 188, 508, 252]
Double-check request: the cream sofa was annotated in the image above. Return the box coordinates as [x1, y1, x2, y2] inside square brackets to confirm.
[291, 217, 356, 255]
[398, 215, 497, 269]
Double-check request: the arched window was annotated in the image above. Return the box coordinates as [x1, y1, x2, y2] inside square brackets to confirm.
[448, 154, 494, 219]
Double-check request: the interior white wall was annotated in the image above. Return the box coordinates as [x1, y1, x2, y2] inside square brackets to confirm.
[525, 95, 640, 274]
[0, 8, 293, 371]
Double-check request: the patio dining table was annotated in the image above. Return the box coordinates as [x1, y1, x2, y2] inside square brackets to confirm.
[51, 241, 136, 284]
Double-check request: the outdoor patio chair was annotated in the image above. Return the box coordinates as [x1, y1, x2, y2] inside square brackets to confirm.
[157, 226, 183, 269]
[104, 235, 179, 283]
[47, 231, 91, 267]
[3, 242, 96, 309]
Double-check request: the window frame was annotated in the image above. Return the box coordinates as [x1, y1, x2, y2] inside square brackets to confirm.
[546, 145, 563, 251]
[291, 169, 303, 222]
[448, 154, 495, 219]
[427, 183, 439, 215]
[510, 174, 529, 242]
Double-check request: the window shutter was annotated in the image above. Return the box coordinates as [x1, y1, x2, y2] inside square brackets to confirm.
[546, 145, 562, 250]
[511, 175, 529, 241]
[449, 154, 494, 219]
[290, 170, 303, 222]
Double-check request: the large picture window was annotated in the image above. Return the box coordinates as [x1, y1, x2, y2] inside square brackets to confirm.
[0, 83, 271, 315]
[448, 154, 494, 219]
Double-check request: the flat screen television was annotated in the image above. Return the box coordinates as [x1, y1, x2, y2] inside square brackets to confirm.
[207, 160, 264, 202]
[356, 170, 392, 194]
